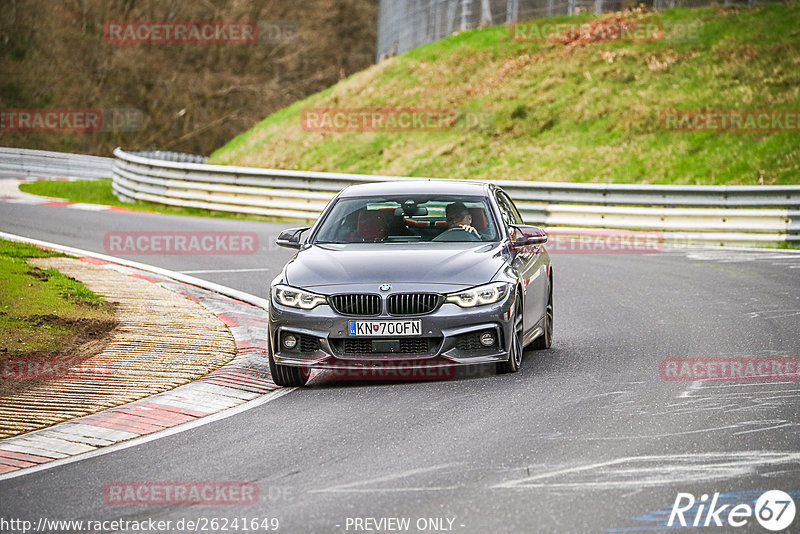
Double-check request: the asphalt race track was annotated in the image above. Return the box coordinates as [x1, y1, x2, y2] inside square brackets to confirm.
[1, 194, 799, 533]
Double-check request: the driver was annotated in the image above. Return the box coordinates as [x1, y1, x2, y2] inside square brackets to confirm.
[445, 201, 480, 237]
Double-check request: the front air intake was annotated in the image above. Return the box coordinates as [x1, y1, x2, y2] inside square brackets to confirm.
[387, 293, 441, 316]
[329, 294, 382, 316]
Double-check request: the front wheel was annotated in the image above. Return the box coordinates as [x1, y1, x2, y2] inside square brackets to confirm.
[531, 278, 553, 350]
[497, 293, 524, 374]
[268, 334, 309, 387]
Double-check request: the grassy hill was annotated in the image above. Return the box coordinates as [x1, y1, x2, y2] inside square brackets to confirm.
[209, 4, 800, 185]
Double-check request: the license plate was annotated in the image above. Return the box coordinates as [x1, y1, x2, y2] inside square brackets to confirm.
[348, 320, 422, 337]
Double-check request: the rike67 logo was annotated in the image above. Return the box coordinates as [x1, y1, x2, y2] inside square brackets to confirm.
[669, 490, 796, 531]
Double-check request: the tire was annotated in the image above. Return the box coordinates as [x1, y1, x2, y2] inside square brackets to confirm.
[268, 334, 309, 387]
[531, 274, 553, 351]
[497, 292, 524, 374]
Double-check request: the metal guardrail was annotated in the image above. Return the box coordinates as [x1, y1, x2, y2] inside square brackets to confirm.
[126, 150, 209, 165]
[112, 148, 800, 246]
[0, 147, 114, 179]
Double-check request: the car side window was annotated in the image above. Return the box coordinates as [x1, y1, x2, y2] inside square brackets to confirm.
[496, 191, 521, 233]
[497, 192, 522, 225]
[496, 191, 525, 244]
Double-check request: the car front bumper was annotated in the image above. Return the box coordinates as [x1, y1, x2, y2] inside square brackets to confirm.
[268, 288, 515, 371]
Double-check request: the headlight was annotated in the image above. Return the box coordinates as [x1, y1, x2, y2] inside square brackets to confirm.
[446, 282, 509, 308]
[273, 284, 327, 310]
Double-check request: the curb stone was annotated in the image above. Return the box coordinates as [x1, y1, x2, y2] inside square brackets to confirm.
[0, 257, 276, 476]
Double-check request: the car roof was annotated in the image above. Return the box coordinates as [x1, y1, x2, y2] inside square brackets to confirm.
[337, 179, 493, 198]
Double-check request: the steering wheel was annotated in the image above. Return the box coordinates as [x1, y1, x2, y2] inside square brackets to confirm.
[432, 227, 481, 242]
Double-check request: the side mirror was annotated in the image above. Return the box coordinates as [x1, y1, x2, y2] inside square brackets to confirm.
[276, 227, 310, 249]
[511, 225, 547, 249]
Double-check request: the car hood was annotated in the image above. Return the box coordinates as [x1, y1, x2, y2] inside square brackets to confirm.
[284, 243, 506, 290]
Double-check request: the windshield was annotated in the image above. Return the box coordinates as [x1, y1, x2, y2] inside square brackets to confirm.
[314, 195, 499, 243]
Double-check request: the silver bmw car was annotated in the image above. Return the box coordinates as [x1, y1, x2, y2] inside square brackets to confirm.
[268, 180, 552, 386]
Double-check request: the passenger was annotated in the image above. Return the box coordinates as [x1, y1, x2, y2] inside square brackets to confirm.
[356, 209, 387, 242]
